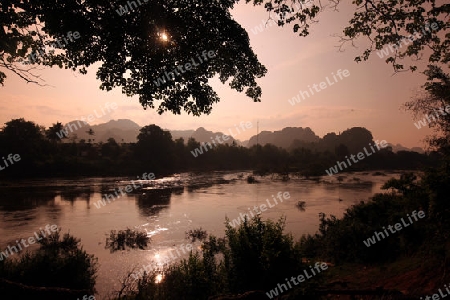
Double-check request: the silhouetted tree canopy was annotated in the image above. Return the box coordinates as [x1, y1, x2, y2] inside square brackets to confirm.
[0, 0, 266, 115]
[404, 66, 450, 153]
[46, 122, 66, 143]
[135, 124, 175, 171]
[0, 117, 435, 178]
[1, 0, 448, 115]
[249, 0, 449, 73]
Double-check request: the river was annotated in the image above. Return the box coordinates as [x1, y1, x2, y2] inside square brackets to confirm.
[0, 170, 399, 299]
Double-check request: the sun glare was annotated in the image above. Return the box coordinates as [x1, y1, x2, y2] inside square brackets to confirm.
[155, 274, 163, 283]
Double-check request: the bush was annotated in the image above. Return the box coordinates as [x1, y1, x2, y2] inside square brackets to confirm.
[116, 216, 320, 300]
[299, 172, 434, 264]
[105, 228, 150, 252]
[0, 230, 97, 298]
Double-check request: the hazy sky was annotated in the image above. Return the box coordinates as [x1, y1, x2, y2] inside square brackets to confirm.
[0, 2, 433, 148]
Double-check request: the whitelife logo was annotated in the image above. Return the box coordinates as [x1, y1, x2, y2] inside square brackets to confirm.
[153, 50, 216, 87]
[363, 210, 425, 247]
[190, 121, 253, 158]
[376, 22, 440, 59]
[93, 172, 155, 209]
[325, 140, 388, 176]
[288, 69, 350, 106]
[115, 0, 149, 16]
[266, 262, 328, 298]
[413, 106, 450, 129]
[76, 296, 95, 300]
[28, 31, 81, 63]
[0, 224, 59, 261]
[55, 102, 118, 139]
[228, 192, 290, 228]
[0, 153, 20, 171]
[421, 283, 450, 300]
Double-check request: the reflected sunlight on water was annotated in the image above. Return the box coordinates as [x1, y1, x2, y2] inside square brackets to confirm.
[0, 170, 401, 298]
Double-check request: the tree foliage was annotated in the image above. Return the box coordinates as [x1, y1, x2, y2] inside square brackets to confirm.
[404, 66, 450, 153]
[116, 215, 316, 299]
[0, 0, 266, 115]
[249, 0, 449, 72]
[1, 0, 448, 116]
[0, 230, 98, 297]
[45, 122, 66, 143]
[0, 119, 436, 178]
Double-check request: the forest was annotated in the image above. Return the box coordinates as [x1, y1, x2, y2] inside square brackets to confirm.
[0, 118, 436, 178]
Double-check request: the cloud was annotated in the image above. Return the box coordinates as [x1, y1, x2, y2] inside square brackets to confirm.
[35, 105, 64, 116]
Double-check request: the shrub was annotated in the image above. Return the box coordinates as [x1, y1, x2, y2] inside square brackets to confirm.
[0, 230, 97, 298]
[105, 228, 150, 252]
[116, 216, 319, 300]
[299, 190, 430, 264]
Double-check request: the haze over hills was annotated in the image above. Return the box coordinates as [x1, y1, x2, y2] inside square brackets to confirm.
[63, 119, 141, 143]
[61, 120, 242, 145]
[59, 119, 423, 153]
[247, 127, 424, 153]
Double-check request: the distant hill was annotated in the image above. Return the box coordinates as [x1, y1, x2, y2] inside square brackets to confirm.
[247, 127, 320, 148]
[169, 129, 195, 141]
[246, 126, 424, 154]
[170, 127, 241, 145]
[62, 119, 140, 143]
[58, 119, 424, 153]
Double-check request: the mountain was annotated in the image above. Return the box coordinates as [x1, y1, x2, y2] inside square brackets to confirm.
[170, 129, 195, 141]
[58, 119, 424, 153]
[62, 119, 140, 143]
[247, 127, 320, 148]
[171, 127, 241, 145]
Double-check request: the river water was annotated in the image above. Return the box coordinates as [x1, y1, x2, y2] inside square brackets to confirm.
[0, 170, 399, 299]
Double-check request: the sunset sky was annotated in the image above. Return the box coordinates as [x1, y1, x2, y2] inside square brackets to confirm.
[0, 2, 433, 148]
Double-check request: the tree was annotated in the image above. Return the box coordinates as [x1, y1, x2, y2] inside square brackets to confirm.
[334, 143, 349, 158]
[46, 122, 66, 142]
[86, 128, 94, 136]
[173, 137, 188, 168]
[252, 1, 449, 147]
[2, 0, 448, 116]
[0, 1, 49, 85]
[249, 0, 449, 73]
[86, 128, 95, 144]
[0, 118, 47, 161]
[404, 66, 450, 153]
[0, 230, 98, 297]
[101, 137, 121, 158]
[135, 124, 175, 171]
[1, 0, 267, 115]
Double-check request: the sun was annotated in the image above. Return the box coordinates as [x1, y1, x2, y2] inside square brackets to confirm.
[160, 33, 168, 42]
[155, 274, 163, 283]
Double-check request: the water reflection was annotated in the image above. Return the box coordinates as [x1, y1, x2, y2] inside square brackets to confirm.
[0, 171, 401, 300]
[60, 187, 93, 202]
[0, 187, 57, 211]
[136, 189, 173, 217]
